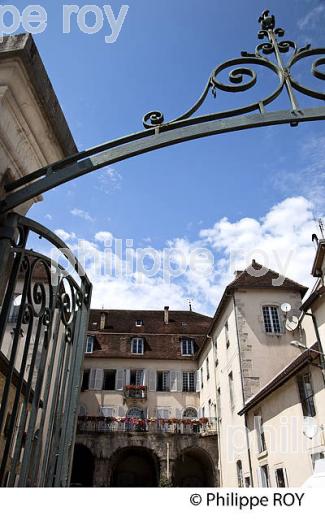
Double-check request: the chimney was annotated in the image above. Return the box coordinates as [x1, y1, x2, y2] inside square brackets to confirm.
[233, 270, 243, 279]
[164, 306, 169, 325]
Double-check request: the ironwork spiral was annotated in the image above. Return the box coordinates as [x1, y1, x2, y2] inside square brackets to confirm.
[143, 9, 325, 129]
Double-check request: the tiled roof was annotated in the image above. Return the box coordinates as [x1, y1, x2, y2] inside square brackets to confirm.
[86, 309, 212, 360]
[228, 260, 308, 295]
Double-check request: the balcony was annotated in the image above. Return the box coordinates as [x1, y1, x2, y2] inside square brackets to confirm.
[77, 416, 218, 435]
[123, 385, 147, 400]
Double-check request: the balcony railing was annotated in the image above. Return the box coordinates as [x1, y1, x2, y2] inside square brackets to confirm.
[77, 416, 218, 435]
[123, 385, 147, 400]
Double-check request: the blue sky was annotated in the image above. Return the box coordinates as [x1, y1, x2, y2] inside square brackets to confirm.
[11, 0, 325, 314]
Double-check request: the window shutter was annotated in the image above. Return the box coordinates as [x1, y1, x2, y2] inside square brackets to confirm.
[118, 406, 125, 418]
[176, 408, 182, 419]
[89, 368, 96, 390]
[256, 468, 261, 487]
[116, 369, 125, 390]
[196, 370, 201, 392]
[125, 369, 130, 385]
[148, 370, 156, 391]
[94, 369, 104, 390]
[170, 371, 177, 392]
[143, 369, 147, 386]
[198, 407, 203, 419]
[176, 371, 182, 392]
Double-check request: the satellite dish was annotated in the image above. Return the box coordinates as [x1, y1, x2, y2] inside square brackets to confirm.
[281, 303, 292, 313]
[303, 417, 319, 439]
[286, 315, 299, 332]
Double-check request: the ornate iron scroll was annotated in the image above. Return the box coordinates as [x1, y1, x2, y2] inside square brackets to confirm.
[0, 214, 92, 487]
[143, 10, 325, 128]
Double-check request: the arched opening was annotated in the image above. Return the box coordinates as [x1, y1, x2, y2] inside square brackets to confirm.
[110, 447, 159, 487]
[183, 407, 198, 418]
[70, 444, 94, 487]
[173, 447, 215, 487]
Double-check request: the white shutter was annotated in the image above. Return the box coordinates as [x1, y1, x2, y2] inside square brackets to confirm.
[143, 369, 147, 386]
[170, 371, 177, 392]
[125, 369, 130, 385]
[148, 370, 156, 391]
[176, 371, 182, 392]
[94, 369, 104, 390]
[140, 369, 145, 385]
[198, 407, 203, 419]
[89, 368, 96, 390]
[100, 406, 114, 417]
[116, 369, 125, 390]
[196, 369, 201, 392]
[176, 408, 182, 419]
[118, 406, 125, 417]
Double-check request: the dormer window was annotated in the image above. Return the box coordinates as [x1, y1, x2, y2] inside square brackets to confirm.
[181, 338, 194, 356]
[85, 336, 94, 354]
[131, 337, 144, 355]
[136, 319, 144, 327]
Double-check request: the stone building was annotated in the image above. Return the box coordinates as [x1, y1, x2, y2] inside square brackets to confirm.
[73, 308, 220, 487]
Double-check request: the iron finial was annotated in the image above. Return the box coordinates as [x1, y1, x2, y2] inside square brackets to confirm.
[258, 10, 275, 31]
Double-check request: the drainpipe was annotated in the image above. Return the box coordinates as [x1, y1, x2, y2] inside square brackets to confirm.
[232, 293, 254, 487]
[207, 334, 223, 486]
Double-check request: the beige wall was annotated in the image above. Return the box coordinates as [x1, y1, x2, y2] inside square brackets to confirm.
[80, 357, 200, 419]
[246, 364, 325, 487]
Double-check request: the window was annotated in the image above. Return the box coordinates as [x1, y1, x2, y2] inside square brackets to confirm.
[181, 338, 194, 356]
[130, 369, 144, 386]
[217, 387, 221, 418]
[297, 372, 316, 417]
[244, 476, 251, 487]
[262, 306, 282, 334]
[131, 337, 144, 355]
[206, 358, 210, 380]
[103, 369, 116, 390]
[275, 468, 287, 487]
[260, 464, 270, 487]
[236, 460, 244, 487]
[228, 372, 235, 411]
[225, 321, 230, 348]
[136, 319, 144, 326]
[79, 404, 87, 417]
[100, 406, 114, 418]
[182, 371, 195, 392]
[201, 367, 204, 388]
[183, 407, 198, 418]
[81, 369, 90, 391]
[85, 336, 94, 354]
[254, 412, 267, 453]
[156, 371, 170, 391]
[311, 451, 325, 469]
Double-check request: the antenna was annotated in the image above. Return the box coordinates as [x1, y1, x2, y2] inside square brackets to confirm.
[188, 299, 193, 312]
[319, 218, 325, 239]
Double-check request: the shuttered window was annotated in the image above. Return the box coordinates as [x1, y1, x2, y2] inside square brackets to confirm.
[131, 337, 144, 354]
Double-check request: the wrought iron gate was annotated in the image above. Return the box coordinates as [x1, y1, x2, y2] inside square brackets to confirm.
[0, 213, 92, 486]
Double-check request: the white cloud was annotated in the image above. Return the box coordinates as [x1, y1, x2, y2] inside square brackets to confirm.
[45, 214, 52, 221]
[62, 196, 320, 315]
[55, 229, 77, 242]
[70, 208, 95, 223]
[95, 231, 114, 243]
[96, 167, 122, 195]
[298, 3, 325, 29]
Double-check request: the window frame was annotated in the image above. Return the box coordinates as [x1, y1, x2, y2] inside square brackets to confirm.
[275, 467, 287, 487]
[182, 371, 195, 392]
[181, 338, 194, 356]
[262, 305, 282, 335]
[131, 337, 145, 355]
[85, 336, 94, 354]
[254, 411, 267, 453]
[156, 371, 170, 392]
[260, 464, 270, 487]
[297, 371, 316, 417]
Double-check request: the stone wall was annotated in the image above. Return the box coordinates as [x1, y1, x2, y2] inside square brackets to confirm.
[74, 431, 219, 487]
